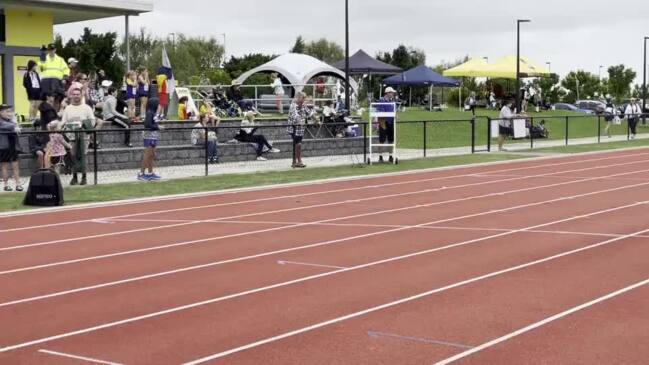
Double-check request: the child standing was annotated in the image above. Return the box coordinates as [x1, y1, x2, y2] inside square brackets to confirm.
[139, 97, 162, 181]
[125, 71, 138, 121]
[45, 121, 72, 174]
[0, 104, 23, 191]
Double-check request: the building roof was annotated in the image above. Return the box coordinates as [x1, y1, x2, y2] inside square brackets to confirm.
[1, 0, 153, 24]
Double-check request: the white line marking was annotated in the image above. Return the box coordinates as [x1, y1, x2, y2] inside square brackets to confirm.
[3, 166, 648, 276]
[180, 227, 649, 364]
[367, 331, 474, 349]
[2, 150, 644, 233]
[277, 260, 348, 270]
[38, 349, 123, 365]
[433, 277, 649, 365]
[1, 201, 644, 353]
[3, 179, 648, 307]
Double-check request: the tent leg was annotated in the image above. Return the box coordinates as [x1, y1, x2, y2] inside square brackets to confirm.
[459, 81, 462, 111]
[409, 87, 412, 110]
[429, 85, 432, 112]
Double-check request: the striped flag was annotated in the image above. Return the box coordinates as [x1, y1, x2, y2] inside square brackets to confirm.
[161, 44, 175, 94]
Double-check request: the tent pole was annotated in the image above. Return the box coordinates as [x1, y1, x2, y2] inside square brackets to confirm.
[429, 85, 432, 112]
[459, 79, 462, 111]
[409, 87, 412, 110]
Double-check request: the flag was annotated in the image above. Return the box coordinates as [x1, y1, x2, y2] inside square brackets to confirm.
[161, 44, 175, 94]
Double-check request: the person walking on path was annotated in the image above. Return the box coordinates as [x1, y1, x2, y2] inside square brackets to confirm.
[625, 97, 642, 139]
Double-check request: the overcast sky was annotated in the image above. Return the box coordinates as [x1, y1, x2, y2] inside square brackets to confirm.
[55, 0, 649, 83]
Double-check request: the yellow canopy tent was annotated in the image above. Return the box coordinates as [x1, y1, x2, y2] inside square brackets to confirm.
[442, 58, 493, 78]
[443, 56, 550, 79]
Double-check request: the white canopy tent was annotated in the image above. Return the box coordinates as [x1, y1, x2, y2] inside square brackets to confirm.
[234, 53, 358, 94]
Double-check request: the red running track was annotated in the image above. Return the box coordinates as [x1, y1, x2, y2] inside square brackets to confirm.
[1, 148, 648, 364]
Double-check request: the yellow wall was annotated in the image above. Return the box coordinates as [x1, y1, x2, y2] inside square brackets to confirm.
[14, 55, 37, 117]
[4, 9, 53, 47]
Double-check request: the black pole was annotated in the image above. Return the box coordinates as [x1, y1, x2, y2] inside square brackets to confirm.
[93, 130, 98, 185]
[487, 117, 492, 152]
[363, 122, 367, 164]
[344, 0, 351, 115]
[529, 117, 534, 149]
[423, 121, 427, 157]
[470, 118, 476, 153]
[565, 116, 569, 146]
[516, 21, 521, 113]
[597, 115, 601, 143]
[204, 127, 209, 176]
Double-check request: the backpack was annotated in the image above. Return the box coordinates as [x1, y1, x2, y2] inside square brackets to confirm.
[23, 169, 64, 207]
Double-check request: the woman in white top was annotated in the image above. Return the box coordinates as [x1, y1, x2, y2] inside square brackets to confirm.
[271, 73, 284, 114]
[498, 99, 515, 151]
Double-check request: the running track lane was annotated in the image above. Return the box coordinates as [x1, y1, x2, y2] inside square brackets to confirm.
[1, 149, 647, 232]
[3, 167, 649, 304]
[1, 196, 648, 362]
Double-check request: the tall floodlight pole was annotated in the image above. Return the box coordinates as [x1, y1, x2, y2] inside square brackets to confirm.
[345, 0, 351, 114]
[546, 61, 551, 73]
[516, 19, 530, 113]
[643, 37, 648, 121]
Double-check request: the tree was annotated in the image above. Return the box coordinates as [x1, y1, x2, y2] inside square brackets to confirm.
[290, 36, 306, 53]
[55, 28, 124, 84]
[561, 71, 601, 103]
[377, 45, 426, 70]
[118, 28, 160, 72]
[607, 64, 636, 101]
[533, 73, 561, 104]
[303, 38, 344, 64]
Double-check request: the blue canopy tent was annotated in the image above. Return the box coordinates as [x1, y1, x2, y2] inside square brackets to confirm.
[383, 65, 460, 111]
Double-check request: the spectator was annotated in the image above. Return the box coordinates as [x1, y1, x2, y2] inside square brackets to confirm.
[97, 69, 108, 86]
[139, 97, 162, 181]
[0, 104, 23, 191]
[322, 100, 344, 137]
[103, 86, 133, 147]
[61, 87, 95, 185]
[625, 97, 641, 140]
[465, 91, 477, 115]
[271, 73, 284, 114]
[23, 60, 42, 123]
[199, 95, 219, 127]
[125, 70, 138, 121]
[44, 121, 72, 174]
[498, 98, 515, 151]
[236, 111, 279, 161]
[66, 58, 79, 91]
[38, 43, 69, 111]
[228, 81, 260, 114]
[177, 96, 191, 120]
[489, 90, 497, 110]
[97, 80, 113, 107]
[375, 87, 397, 163]
[137, 66, 150, 119]
[191, 113, 219, 164]
[604, 95, 619, 138]
[30, 93, 58, 169]
[74, 73, 105, 149]
[288, 91, 315, 168]
[155, 67, 170, 120]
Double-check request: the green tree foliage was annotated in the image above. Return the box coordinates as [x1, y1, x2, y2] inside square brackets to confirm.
[55, 28, 123, 84]
[533, 73, 561, 104]
[290, 36, 306, 53]
[118, 28, 160, 71]
[561, 70, 601, 103]
[377, 45, 426, 70]
[606, 64, 636, 101]
[303, 38, 344, 64]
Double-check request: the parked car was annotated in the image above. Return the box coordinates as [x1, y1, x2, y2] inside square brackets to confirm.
[575, 100, 606, 114]
[553, 103, 593, 114]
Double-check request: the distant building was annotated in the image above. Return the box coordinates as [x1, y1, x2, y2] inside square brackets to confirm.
[0, 0, 153, 117]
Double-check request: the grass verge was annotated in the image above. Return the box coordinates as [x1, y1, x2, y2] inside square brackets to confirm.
[526, 137, 649, 154]
[0, 154, 525, 213]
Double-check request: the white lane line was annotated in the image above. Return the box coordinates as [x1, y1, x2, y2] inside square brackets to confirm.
[1, 201, 644, 353]
[367, 331, 474, 350]
[38, 349, 123, 365]
[2, 150, 644, 233]
[433, 277, 649, 365]
[3, 159, 646, 254]
[3, 175, 649, 309]
[277, 260, 348, 270]
[3, 166, 648, 276]
[180, 227, 649, 364]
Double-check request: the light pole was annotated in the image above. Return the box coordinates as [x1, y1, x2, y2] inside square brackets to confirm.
[546, 61, 551, 73]
[516, 19, 531, 113]
[599, 65, 604, 95]
[344, 0, 350, 114]
[642, 37, 649, 118]
[220, 33, 227, 67]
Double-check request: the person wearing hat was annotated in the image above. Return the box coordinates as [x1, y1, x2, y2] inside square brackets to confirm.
[0, 104, 23, 192]
[375, 87, 398, 163]
[22, 60, 42, 123]
[38, 43, 70, 111]
[625, 97, 642, 139]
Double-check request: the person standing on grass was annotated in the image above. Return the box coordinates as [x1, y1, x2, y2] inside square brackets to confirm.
[0, 104, 23, 192]
[498, 98, 515, 152]
[287, 92, 315, 168]
[375, 87, 397, 163]
[271, 73, 284, 114]
[625, 97, 641, 140]
[61, 87, 95, 186]
[139, 97, 163, 181]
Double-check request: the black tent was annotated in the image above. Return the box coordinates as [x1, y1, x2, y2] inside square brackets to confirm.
[332, 49, 403, 75]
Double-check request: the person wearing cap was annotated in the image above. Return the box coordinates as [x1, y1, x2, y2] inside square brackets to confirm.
[38, 43, 69, 111]
[625, 97, 642, 139]
[0, 104, 23, 192]
[375, 87, 398, 163]
[66, 57, 79, 92]
[22, 60, 42, 123]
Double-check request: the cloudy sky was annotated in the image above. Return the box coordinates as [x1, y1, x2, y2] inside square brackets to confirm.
[56, 0, 649, 82]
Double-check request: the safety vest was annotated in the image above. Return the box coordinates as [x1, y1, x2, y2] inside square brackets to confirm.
[39, 55, 70, 80]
